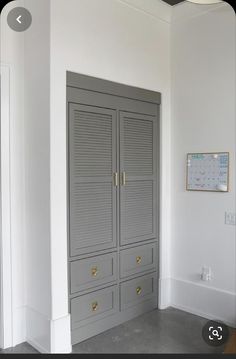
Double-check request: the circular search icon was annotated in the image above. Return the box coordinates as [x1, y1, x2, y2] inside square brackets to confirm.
[202, 320, 229, 347]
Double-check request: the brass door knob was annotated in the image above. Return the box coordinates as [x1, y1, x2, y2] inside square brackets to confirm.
[136, 286, 142, 295]
[91, 266, 98, 277]
[91, 301, 98, 312]
[136, 256, 142, 264]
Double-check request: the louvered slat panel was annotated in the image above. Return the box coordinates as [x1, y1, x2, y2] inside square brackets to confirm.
[69, 103, 117, 255]
[122, 181, 153, 239]
[124, 118, 153, 176]
[72, 109, 113, 177]
[120, 111, 157, 246]
[71, 182, 113, 246]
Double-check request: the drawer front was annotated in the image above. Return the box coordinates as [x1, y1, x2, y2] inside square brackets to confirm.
[70, 253, 117, 294]
[120, 243, 156, 279]
[120, 273, 157, 310]
[71, 285, 118, 329]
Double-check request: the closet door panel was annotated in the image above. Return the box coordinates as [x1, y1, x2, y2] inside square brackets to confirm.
[123, 116, 154, 176]
[69, 103, 117, 256]
[120, 111, 157, 246]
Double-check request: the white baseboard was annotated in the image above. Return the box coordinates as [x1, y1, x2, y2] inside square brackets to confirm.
[50, 314, 72, 353]
[12, 306, 26, 347]
[158, 277, 171, 309]
[27, 338, 49, 354]
[26, 306, 71, 353]
[170, 278, 236, 328]
[25, 306, 51, 353]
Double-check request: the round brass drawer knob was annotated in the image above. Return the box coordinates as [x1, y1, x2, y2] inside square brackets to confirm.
[91, 266, 98, 277]
[91, 301, 98, 312]
[136, 256, 142, 264]
[136, 286, 142, 295]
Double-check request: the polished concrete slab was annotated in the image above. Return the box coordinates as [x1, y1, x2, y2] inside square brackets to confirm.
[0, 307, 227, 354]
[0, 341, 38, 354]
[73, 307, 224, 354]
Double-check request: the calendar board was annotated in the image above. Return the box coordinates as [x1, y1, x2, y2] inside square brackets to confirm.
[186, 152, 229, 192]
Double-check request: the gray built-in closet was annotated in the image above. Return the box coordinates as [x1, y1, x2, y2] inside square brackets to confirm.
[67, 72, 161, 345]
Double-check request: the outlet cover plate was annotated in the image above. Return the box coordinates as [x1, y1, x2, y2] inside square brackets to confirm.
[225, 212, 236, 226]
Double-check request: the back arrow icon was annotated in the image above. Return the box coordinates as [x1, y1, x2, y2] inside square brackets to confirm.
[16, 15, 22, 24]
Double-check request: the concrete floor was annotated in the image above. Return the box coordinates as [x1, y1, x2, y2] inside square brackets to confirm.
[0, 307, 226, 354]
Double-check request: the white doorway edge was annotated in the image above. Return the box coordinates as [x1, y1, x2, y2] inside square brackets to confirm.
[0, 64, 13, 349]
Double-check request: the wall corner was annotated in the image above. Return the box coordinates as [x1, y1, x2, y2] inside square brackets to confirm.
[158, 277, 171, 309]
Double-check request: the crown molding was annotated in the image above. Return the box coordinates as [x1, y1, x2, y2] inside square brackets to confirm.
[172, 1, 231, 23]
[117, 0, 172, 24]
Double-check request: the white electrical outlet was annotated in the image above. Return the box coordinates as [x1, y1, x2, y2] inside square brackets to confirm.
[201, 266, 212, 281]
[225, 212, 236, 226]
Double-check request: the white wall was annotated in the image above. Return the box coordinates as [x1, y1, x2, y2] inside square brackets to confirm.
[1, 0, 235, 354]
[1, 0, 55, 352]
[50, 1, 172, 345]
[23, 0, 52, 353]
[171, 2, 236, 327]
[3, 0, 171, 353]
[0, 0, 26, 346]
[0, 65, 12, 349]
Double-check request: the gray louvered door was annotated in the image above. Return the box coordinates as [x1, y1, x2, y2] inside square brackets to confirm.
[68, 73, 161, 345]
[120, 111, 157, 246]
[69, 103, 117, 256]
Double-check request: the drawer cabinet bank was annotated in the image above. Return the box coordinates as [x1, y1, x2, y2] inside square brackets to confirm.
[67, 72, 160, 345]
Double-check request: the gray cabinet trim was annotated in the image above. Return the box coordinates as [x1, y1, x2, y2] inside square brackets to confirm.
[67, 72, 161, 105]
[67, 87, 158, 117]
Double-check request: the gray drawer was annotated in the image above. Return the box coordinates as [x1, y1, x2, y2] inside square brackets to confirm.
[120, 272, 157, 310]
[70, 252, 117, 294]
[71, 285, 118, 329]
[120, 243, 156, 279]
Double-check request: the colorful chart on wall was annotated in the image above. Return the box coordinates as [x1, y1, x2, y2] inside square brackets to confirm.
[186, 152, 229, 192]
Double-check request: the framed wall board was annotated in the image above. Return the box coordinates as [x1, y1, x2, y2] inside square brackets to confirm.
[186, 152, 229, 192]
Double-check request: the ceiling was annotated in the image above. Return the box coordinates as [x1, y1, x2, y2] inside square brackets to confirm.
[162, 0, 184, 5]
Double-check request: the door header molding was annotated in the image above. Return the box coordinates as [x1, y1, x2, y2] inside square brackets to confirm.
[67, 72, 161, 105]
